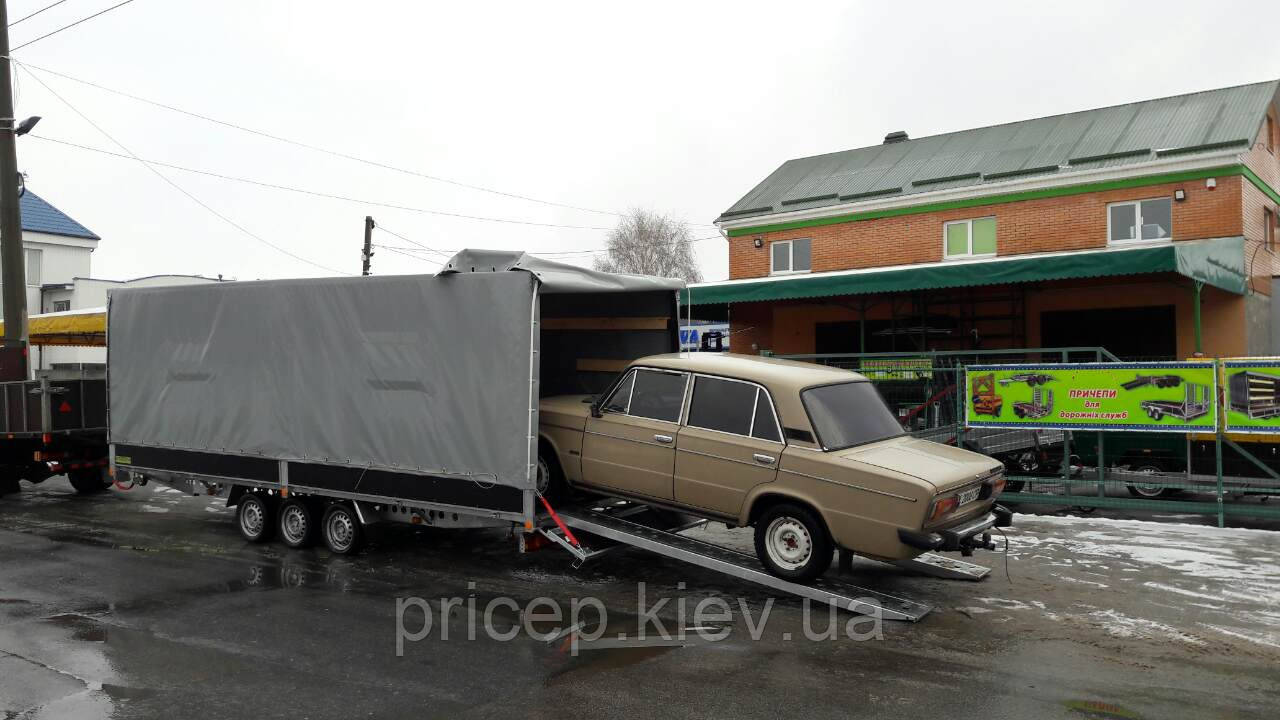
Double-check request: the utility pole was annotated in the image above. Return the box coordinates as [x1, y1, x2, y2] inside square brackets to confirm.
[361, 216, 374, 276]
[0, 0, 30, 381]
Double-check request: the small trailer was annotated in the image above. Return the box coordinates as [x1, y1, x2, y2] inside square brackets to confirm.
[0, 308, 112, 497]
[1012, 388, 1053, 419]
[1140, 383, 1211, 421]
[108, 251, 964, 621]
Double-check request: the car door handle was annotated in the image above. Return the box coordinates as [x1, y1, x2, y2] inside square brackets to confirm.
[753, 453, 776, 465]
[654, 434, 673, 444]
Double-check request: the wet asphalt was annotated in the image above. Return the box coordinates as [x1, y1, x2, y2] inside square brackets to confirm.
[1, 479, 1278, 720]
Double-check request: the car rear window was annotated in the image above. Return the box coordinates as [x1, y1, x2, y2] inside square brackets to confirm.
[801, 381, 903, 451]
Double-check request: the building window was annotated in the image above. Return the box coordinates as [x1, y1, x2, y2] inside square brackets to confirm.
[52, 300, 70, 313]
[24, 248, 41, 286]
[943, 217, 996, 258]
[1108, 198, 1172, 243]
[770, 238, 811, 275]
[1266, 207, 1276, 252]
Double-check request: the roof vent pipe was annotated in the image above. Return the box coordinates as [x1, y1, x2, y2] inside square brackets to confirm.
[884, 130, 909, 144]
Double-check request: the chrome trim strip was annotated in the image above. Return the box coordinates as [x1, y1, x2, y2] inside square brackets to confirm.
[584, 429, 676, 449]
[780, 468, 918, 502]
[676, 446, 778, 470]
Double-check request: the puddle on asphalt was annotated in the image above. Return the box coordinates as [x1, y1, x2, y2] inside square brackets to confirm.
[43, 614, 108, 643]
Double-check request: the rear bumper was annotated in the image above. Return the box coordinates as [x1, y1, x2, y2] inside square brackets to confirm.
[898, 504, 1013, 554]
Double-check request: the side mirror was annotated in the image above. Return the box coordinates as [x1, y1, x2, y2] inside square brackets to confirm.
[590, 401, 603, 418]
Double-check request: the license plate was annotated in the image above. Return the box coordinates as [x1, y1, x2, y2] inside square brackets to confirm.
[957, 486, 981, 506]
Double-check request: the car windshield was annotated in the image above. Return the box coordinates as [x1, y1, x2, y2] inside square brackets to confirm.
[801, 381, 904, 451]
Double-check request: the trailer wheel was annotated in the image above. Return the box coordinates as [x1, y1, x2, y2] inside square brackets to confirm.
[68, 468, 110, 494]
[278, 498, 319, 548]
[753, 502, 833, 583]
[321, 503, 365, 555]
[237, 493, 276, 543]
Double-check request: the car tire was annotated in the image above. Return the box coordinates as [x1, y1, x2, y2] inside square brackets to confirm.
[68, 468, 110, 494]
[1125, 465, 1180, 499]
[237, 493, 275, 543]
[321, 503, 365, 555]
[278, 498, 319, 548]
[753, 503, 833, 583]
[536, 447, 565, 501]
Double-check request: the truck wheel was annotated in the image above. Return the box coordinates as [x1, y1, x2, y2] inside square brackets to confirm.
[237, 493, 275, 543]
[68, 468, 110, 494]
[1125, 465, 1180, 499]
[321, 503, 365, 555]
[753, 503, 832, 583]
[278, 498, 319, 548]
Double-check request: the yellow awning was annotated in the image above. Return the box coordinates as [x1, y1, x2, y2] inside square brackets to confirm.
[0, 307, 107, 347]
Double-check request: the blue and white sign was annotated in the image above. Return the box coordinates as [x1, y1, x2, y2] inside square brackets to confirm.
[680, 322, 730, 351]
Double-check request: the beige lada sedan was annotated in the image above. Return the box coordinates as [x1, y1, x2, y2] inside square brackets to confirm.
[537, 353, 1011, 582]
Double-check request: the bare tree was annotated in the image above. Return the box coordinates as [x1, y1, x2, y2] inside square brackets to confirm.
[593, 209, 703, 282]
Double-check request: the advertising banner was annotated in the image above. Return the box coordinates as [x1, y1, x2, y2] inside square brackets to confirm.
[1223, 360, 1280, 433]
[965, 362, 1217, 432]
[859, 357, 933, 380]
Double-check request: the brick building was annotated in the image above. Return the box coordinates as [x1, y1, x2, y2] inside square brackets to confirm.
[693, 80, 1280, 361]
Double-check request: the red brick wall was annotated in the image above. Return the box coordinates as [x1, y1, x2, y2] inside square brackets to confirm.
[729, 177, 1244, 280]
[1241, 99, 1280, 292]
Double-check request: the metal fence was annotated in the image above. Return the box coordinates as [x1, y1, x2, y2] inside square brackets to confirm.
[777, 349, 1280, 526]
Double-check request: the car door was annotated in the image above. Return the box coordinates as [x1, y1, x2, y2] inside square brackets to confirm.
[580, 367, 689, 500]
[674, 374, 783, 516]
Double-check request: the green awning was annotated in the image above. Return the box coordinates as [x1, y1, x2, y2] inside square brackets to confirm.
[686, 236, 1246, 305]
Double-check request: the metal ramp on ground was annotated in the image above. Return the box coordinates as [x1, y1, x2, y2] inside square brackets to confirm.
[542, 500, 932, 623]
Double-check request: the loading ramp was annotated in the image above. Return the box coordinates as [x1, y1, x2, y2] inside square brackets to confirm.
[539, 499, 933, 622]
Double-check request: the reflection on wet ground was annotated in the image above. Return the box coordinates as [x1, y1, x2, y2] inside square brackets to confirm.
[2, 479, 1279, 719]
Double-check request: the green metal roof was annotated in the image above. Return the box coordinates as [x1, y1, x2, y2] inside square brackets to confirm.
[684, 237, 1245, 305]
[718, 80, 1279, 224]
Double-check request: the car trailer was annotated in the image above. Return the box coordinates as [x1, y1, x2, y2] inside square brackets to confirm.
[107, 251, 990, 624]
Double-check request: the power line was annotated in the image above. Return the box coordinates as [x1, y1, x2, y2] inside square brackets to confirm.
[29, 133, 616, 231]
[10, 0, 70, 27]
[13, 62, 726, 228]
[12, 0, 139, 51]
[19, 63, 349, 275]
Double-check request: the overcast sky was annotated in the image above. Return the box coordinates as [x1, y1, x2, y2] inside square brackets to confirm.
[11, 0, 1280, 282]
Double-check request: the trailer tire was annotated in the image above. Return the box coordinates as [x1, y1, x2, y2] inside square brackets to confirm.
[321, 503, 365, 555]
[237, 493, 276, 543]
[753, 502, 833, 583]
[278, 498, 319, 548]
[68, 468, 110, 494]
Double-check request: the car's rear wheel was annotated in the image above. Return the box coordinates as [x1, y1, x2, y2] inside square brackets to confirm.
[753, 503, 832, 583]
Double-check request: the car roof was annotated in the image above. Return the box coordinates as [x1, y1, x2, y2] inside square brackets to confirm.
[636, 352, 865, 390]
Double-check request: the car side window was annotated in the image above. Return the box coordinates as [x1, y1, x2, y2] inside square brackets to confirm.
[627, 369, 687, 423]
[687, 376, 756, 436]
[601, 371, 635, 413]
[751, 389, 782, 443]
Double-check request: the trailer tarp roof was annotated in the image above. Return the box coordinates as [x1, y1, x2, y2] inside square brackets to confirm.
[440, 249, 685, 294]
[685, 236, 1245, 305]
[0, 306, 107, 346]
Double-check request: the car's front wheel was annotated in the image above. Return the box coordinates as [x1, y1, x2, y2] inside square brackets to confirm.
[753, 503, 832, 583]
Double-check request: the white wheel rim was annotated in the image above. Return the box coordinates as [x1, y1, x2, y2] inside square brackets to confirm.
[536, 457, 551, 495]
[326, 510, 355, 551]
[1133, 467, 1164, 496]
[240, 499, 265, 538]
[764, 516, 812, 571]
[282, 505, 308, 544]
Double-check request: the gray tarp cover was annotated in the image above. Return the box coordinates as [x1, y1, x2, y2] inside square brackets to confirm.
[109, 251, 683, 491]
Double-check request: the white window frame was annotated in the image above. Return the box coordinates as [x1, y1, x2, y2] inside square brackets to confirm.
[769, 239, 811, 276]
[942, 217, 997, 260]
[52, 300, 71, 313]
[24, 248, 42, 287]
[1107, 197, 1173, 245]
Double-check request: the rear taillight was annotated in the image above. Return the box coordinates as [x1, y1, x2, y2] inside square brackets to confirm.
[989, 474, 1006, 496]
[928, 495, 959, 522]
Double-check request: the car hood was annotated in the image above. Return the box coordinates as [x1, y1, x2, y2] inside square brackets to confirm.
[836, 436, 1000, 492]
